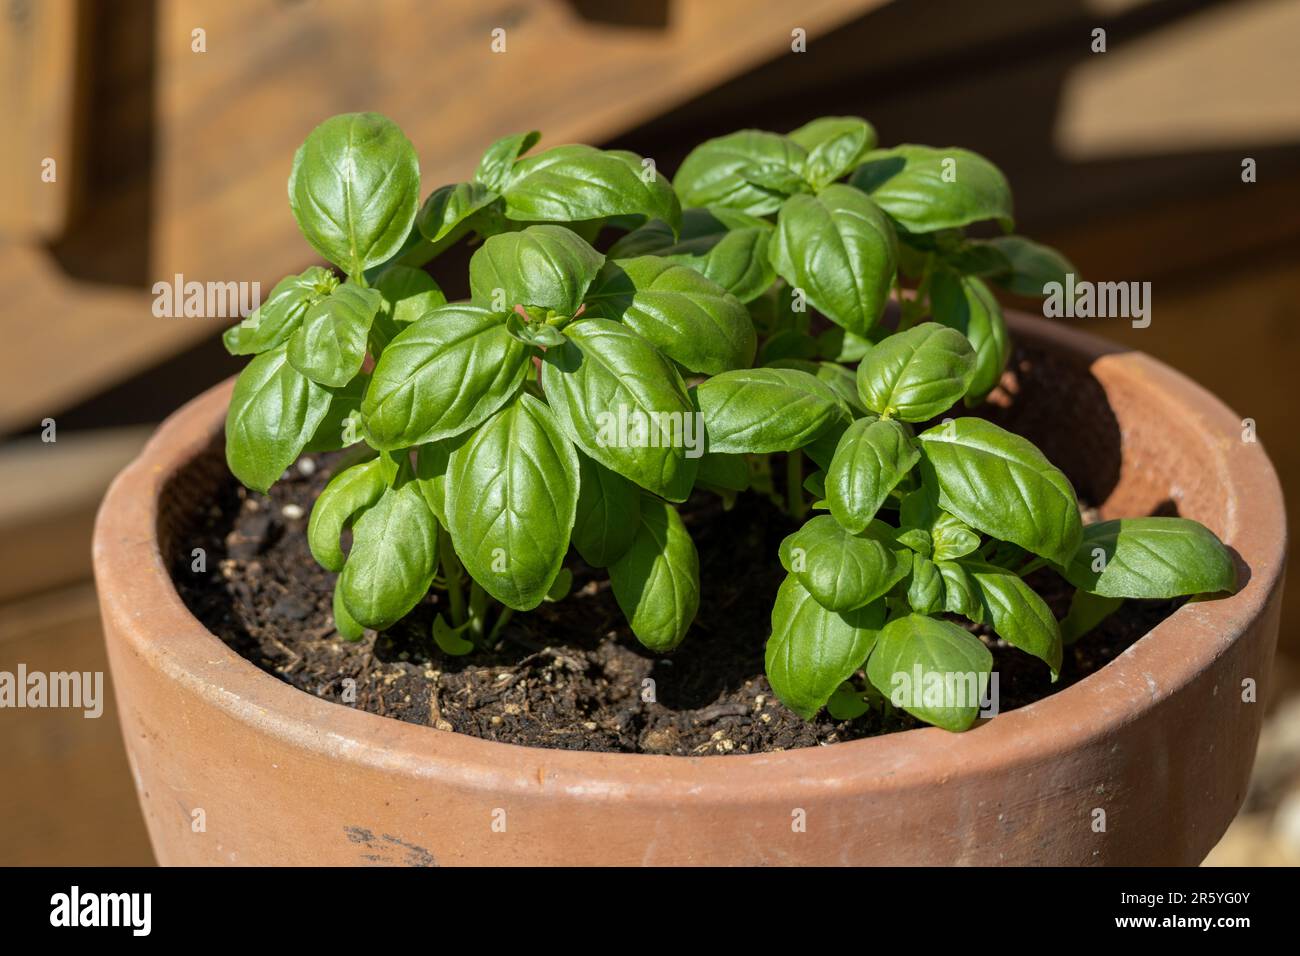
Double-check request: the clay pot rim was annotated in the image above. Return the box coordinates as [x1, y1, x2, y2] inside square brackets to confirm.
[94, 314, 1286, 800]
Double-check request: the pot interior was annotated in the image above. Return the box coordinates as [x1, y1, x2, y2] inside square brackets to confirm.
[980, 341, 1228, 532]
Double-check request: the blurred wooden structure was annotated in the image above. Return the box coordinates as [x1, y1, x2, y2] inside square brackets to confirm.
[6, 0, 1297, 433]
[0, 585, 154, 866]
[1, 0, 885, 433]
[0, 0, 1298, 865]
[0, 0, 83, 240]
[0, 428, 149, 603]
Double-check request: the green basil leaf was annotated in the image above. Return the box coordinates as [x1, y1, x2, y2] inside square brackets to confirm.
[770, 184, 897, 336]
[544, 551, 578, 598]
[936, 238, 1013, 278]
[917, 417, 1082, 566]
[444, 394, 579, 610]
[374, 449, 405, 485]
[605, 217, 678, 258]
[474, 130, 540, 192]
[375, 266, 446, 322]
[370, 264, 447, 354]
[560, 217, 607, 246]
[223, 267, 338, 356]
[895, 528, 932, 557]
[307, 457, 387, 572]
[468, 224, 605, 315]
[1062, 590, 1123, 644]
[678, 207, 774, 245]
[333, 579, 366, 641]
[338, 481, 439, 630]
[667, 226, 773, 304]
[572, 450, 642, 567]
[502, 145, 681, 232]
[362, 304, 528, 449]
[816, 326, 876, 363]
[696, 367, 845, 455]
[546, 568, 574, 603]
[802, 414, 851, 471]
[757, 283, 811, 336]
[769, 359, 868, 415]
[609, 498, 700, 651]
[986, 540, 1030, 570]
[849, 144, 1014, 234]
[739, 162, 809, 196]
[765, 575, 883, 719]
[540, 318, 698, 501]
[929, 270, 1009, 405]
[304, 373, 369, 453]
[288, 112, 421, 278]
[900, 484, 979, 562]
[935, 560, 983, 623]
[1063, 517, 1237, 599]
[413, 439, 456, 525]
[984, 235, 1077, 297]
[899, 482, 938, 529]
[826, 417, 919, 533]
[504, 309, 567, 348]
[608, 207, 776, 303]
[415, 181, 499, 244]
[696, 452, 751, 492]
[812, 361, 868, 415]
[583, 256, 755, 374]
[778, 515, 910, 612]
[826, 682, 871, 721]
[866, 613, 992, 731]
[907, 554, 945, 614]
[855, 322, 976, 421]
[761, 352, 817, 372]
[432, 613, 476, 656]
[931, 511, 981, 561]
[759, 331, 819, 366]
[896, 234, 935, 279]
[674, 130, 807, 215]
[965, 560, 1063, 677]
[788, 116, 878, 189]
[803, 469, 827, 499]
[287, 282, 382, 387]
[225, 345, 333, 493]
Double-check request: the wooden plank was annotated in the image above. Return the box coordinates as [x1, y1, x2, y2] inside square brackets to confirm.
[0, 244, 172, 433]
[613, 0, 1300, 233]
[0, 584, 155, 865]
[642, 0, 1145, 103]
[0, 0, 83, 240]
[1038, 173, 1300, 285]
[152, 0, 885, 282]
[1056, 0, 1300, 158]
[0, 426, 151, 602]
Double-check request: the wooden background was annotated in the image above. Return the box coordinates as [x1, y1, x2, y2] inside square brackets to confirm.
[1, 0, 1298, 865]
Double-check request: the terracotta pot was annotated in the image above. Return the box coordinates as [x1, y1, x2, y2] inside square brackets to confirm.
[94, 314, 1285, 866]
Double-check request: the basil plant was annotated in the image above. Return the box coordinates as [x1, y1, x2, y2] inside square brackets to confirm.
[656, 116, 1237, 730]
[221, 111, 1238, 733]
[224, 112, 723, 655]
[762, 321, 1238, 730]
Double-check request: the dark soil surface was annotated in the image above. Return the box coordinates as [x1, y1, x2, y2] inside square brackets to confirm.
[172, 445, 1180, 755]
